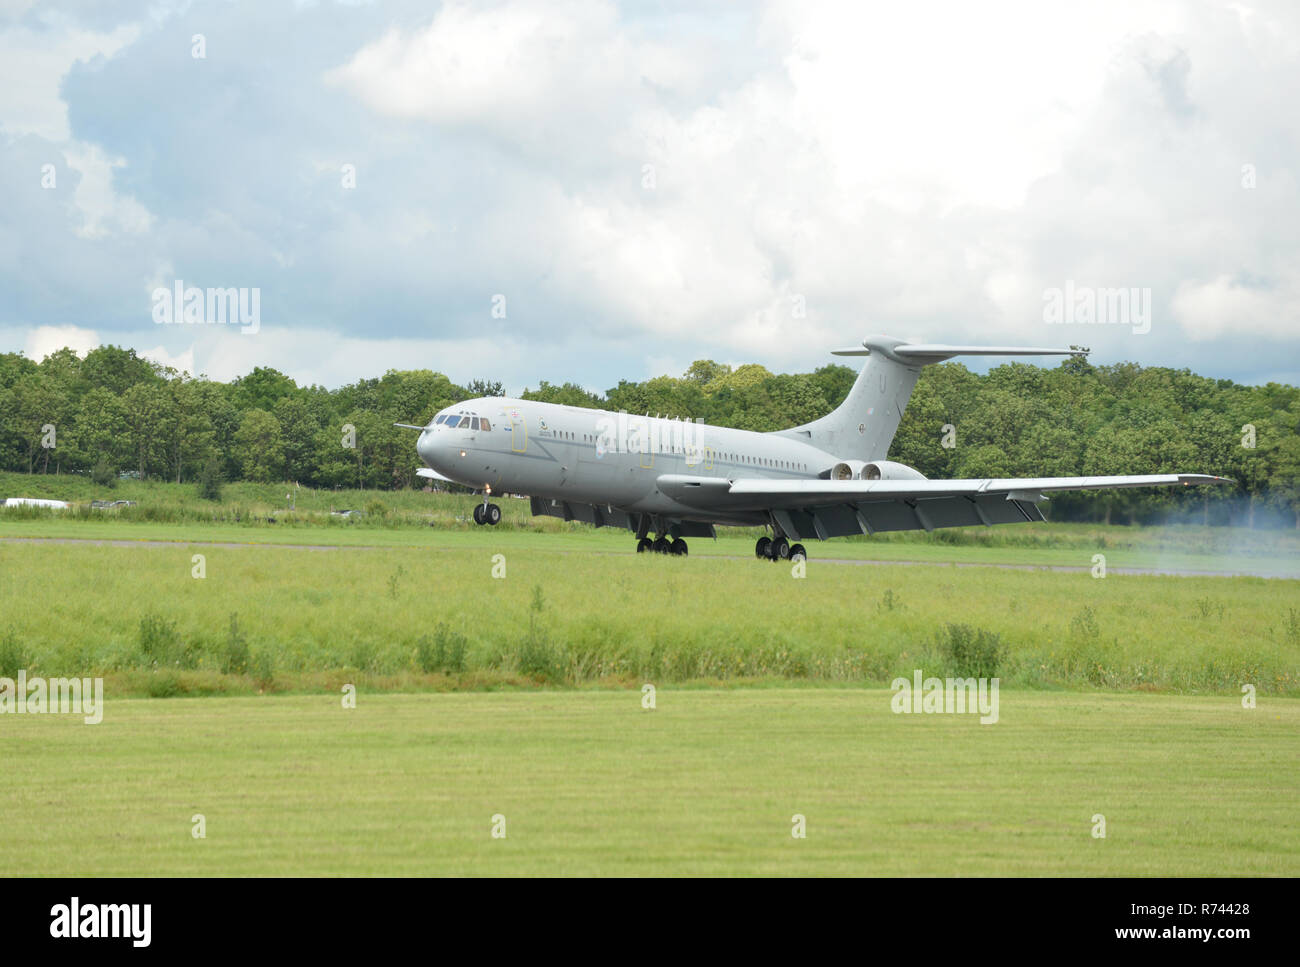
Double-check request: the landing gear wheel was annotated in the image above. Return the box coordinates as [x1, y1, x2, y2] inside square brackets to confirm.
[755, 536, 772, 559]
[472, 504, 484, 525]
[771, 537, 791, 561]
[485, 503, 501, 526]
[651, 537, 671, 554]
[636, 538, 652, 554]
[790, 543, 807, 562]
[670, 538, 688, 556]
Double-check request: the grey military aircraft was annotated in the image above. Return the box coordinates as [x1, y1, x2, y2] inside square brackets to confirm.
[402, 335, 1231, 561]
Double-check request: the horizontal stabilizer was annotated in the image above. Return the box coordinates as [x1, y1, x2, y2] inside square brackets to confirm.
[893, 343, 1087, 362]
[832, 336, 1088, 365]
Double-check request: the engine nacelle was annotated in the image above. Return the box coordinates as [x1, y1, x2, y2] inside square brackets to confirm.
[861, 460, 928, 481]
[829, 460, 868, 480]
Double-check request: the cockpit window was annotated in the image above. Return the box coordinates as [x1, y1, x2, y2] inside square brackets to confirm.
[480, 418, 491, 431]
[470, 417, 480, 430]
[444, 415, 460, 428]
[434, 415, 447, 424]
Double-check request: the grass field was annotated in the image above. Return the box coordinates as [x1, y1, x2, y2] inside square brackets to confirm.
[3, 469, 1298, 576]
[1, 479, 1296, 876]
[0, 537, 1296, 696]
[0, 689, 1294, 876]
[3, 518, 1300, 578]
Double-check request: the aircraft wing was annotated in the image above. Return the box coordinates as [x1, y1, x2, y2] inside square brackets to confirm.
[656, 473, 1232, 538]
[416, 467, 459, 484]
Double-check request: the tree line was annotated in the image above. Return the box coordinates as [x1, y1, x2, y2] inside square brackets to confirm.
[0, 344, 1296, 526]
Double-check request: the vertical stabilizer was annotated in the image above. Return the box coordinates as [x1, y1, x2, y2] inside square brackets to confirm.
[774, 336, 1086, 462]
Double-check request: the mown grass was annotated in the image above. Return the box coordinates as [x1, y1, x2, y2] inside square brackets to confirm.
[0, 689, 1294, 875]
[0, 539, 1295, 696]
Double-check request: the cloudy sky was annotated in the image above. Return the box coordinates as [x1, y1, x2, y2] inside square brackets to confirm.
[1, 0, 1297, 393]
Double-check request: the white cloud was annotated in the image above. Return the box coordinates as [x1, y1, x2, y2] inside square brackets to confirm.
[320, 0, 1300, 375]
[64, 142, 153, 238]
[0, 15, 138, 141]
[136, 324, 523, 390]
[1172, 273, 1300, 340]
[24, 323, 98, 360]
[324, 0, 703, 142]
[139, 342, 194, 375]
[2, 0, 1298, 388]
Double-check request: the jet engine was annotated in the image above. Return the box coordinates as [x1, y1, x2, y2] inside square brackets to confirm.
[829, 460, 868, 480]
[861, 460, 928, 481]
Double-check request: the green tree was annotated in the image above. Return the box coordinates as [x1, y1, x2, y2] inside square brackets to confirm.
[273, 395, 322, 483]
[465, 378, 504, 397]
[233, 409, 284, 482]
[522, 381, 604, 409]
[197, 455, 223, 501]
[162, 375, 218, 483]
[81, 345, 159, 394]
[72, 387, 129, 474]
[8, 373, 60, 473]
[684, 360, 730, 386]
[1267, 431, 1300, 527]
[122, 382, 168, 478]
[230, 367, 298, 412]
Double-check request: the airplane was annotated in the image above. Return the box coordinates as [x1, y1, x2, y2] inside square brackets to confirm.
[401, 335, 1232, 561]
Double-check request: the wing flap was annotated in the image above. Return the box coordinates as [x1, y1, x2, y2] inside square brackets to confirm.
[529, 496, 637, 532]
[769, 495, 1045, 540]
[725, 474, 1232, 507]
[656, 471, 1229, 538]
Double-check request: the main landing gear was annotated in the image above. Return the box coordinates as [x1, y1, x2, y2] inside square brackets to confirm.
[636, 535, 688, 556]
[472, 499, 501, 526]
[632, 515, 687, 556]
[756, 535, 806, 563]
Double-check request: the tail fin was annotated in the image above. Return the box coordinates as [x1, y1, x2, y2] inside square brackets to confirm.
[774, 335, 1087, 461]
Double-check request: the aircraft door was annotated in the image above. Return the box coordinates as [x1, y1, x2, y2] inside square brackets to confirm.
[508, 412, 527, 453]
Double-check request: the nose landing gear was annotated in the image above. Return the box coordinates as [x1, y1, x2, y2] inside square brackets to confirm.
[473, 498, 501, 526]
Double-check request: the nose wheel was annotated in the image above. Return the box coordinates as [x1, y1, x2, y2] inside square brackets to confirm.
[473, 502, 501, 526]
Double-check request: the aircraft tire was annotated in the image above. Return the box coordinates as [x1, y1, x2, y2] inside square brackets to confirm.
[472, 504, 484, 525]
[755, 536, 771, 559]
[671, 538, 688, 556]
[790, 543, 807, 562]
[636, 538, 652, 553]
[486, 503, 501, 525]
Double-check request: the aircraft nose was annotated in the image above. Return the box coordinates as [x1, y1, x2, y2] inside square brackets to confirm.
[416, 427, 440, 467]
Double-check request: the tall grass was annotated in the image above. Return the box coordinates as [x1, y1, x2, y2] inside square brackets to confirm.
[0, 539, 1294, 697]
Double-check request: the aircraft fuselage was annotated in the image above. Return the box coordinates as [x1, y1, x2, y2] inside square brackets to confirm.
[416, 397, 837, 524]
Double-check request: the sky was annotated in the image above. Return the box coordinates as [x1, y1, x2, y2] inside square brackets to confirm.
[0, 0, 1297, 394]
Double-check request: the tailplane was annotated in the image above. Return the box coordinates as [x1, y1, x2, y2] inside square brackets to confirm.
[775, 335, 1086, 461]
